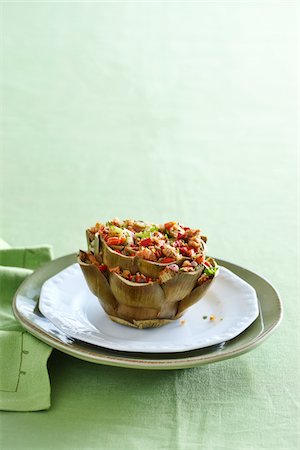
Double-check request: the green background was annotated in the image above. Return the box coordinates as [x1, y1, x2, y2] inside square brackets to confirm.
[1, 2, 298, 449]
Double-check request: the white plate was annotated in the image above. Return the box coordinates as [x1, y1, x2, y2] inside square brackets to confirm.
[39, 264, 259, 353]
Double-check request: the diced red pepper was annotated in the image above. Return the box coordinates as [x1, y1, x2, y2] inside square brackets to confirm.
[174, 240, 184, 248]
[107, 236, 126, 246]
[196, 254, 205, 264]
[161, 257, 176, 264]
[140, 238, 152, 247]
[180, 247, 194, 257]
[98, 264, 107, 272]
[164, 222, 176, 230]
[203, 260, 212, 268]
[179, 247, 189, 256]
[177, 232, 185, 239]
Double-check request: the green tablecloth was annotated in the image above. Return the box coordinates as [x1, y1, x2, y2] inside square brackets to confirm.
[1, 2, 298, 449]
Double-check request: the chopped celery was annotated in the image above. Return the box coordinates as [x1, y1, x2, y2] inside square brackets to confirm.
[135, 230, 150, 239]
[108, 225, 124, 236]
[204, 266, 218, 277]
[135, 226, 157, 239]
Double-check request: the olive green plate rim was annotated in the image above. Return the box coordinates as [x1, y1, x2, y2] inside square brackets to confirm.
[13, 254, 282, 370]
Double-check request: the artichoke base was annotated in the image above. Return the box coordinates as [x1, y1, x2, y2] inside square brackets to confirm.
[109, 315, 174, 329]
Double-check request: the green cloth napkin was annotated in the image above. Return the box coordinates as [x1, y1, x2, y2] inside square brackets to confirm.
[0, 242, 53, 411]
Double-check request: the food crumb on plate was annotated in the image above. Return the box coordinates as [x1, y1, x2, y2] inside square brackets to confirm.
[180, 320, 186, 326]
[203, 315, 223, 321]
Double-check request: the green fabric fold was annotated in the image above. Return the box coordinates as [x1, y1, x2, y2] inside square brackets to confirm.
[0, 242, 53, 411]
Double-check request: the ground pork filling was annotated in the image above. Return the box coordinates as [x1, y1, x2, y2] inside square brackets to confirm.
[88, 218, 208, 264]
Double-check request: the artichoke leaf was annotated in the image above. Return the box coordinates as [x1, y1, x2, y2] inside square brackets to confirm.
[175, 278, 214, 317]
[109, 316, 138, 328]
[116, 304, 161, 322]
[161, 265, 204, 303]
[136, 258, 181, 279]
[86, 229, 93, 252]
[77, 256, 118, 316]
[157, 302, 178, 320]
[109, 272, 165, 309]
[93, 233, 100, 255]
[86, 230, 100, 255]
[100, 236, 139, 273]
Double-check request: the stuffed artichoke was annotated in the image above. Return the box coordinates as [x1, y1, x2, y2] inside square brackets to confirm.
[78, 219, 218, 329]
